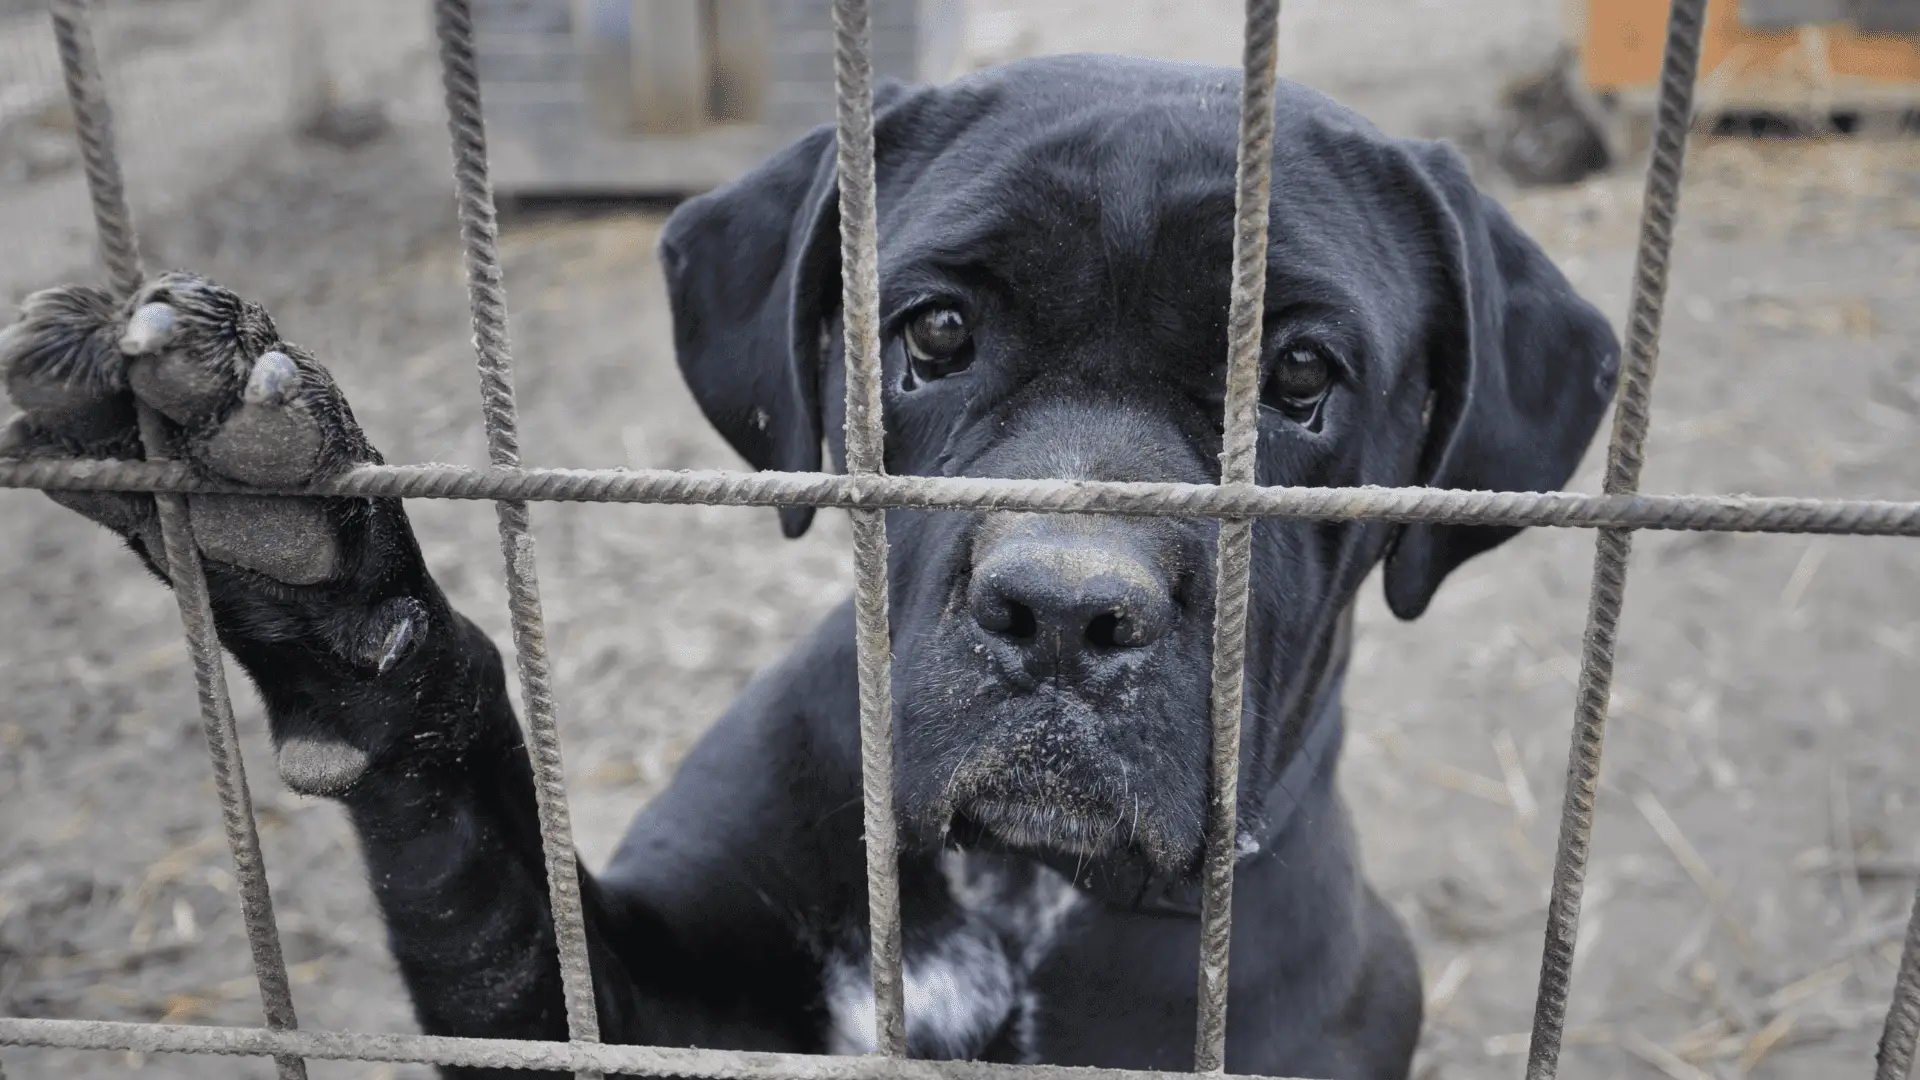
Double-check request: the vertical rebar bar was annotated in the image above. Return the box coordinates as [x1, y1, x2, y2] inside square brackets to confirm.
[431, 2, 601, 1074]
[1524, 2, 1708, 1078]
[1877, 883, 1920, 1080]
[1193, 0, 1281, 1071]
[831, 0, 907, 1058]
[46, 4, 306, 1078]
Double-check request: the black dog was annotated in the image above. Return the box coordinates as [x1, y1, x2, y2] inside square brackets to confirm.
[1, 56, 1616, 1079]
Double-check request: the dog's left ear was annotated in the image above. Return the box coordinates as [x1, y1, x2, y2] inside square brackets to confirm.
[1382, 141, 1620, 620]
[658, 125, 842, 538]
[659, 82, 919, 538]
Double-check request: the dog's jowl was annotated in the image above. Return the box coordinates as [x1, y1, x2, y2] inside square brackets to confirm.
[2, 55, 1617, 1079]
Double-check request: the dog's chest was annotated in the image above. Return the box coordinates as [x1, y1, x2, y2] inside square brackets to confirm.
[823, 850, 1084, 1061]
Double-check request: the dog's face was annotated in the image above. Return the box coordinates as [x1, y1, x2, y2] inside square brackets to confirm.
[662, 57, 1618, 883]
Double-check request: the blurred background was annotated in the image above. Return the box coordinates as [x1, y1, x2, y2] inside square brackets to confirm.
[1, 1, 1917, 1077]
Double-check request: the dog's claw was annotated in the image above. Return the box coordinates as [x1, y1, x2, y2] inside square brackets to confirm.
[118, 302, 178, 356]
[243, 350, 298, 406]
[376, 616, 418, 674]
[0, 413, 29, 456]
[360, 597, 428, 674]
[0, 322, 25, 372]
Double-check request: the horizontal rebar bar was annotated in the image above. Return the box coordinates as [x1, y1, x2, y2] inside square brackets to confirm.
[7, 459, 1920, 536]
[0, 1017, 1323, 1080]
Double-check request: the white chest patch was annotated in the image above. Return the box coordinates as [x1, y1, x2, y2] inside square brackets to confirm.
[824, 851, 1085, 1061]
[824, 919, 1017, 1059]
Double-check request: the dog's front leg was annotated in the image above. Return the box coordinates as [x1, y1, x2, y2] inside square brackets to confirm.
[1, 277, 650, 1069]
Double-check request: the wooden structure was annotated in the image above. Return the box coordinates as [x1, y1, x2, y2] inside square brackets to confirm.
[474, 0, 966, 196]
[1502, 1, 1919, 184]
[1575, 0, 1920, 125]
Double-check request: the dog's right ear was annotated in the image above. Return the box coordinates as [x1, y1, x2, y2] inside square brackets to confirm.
[659, 125, 841, 538]
[1379, 141, 1619, 619]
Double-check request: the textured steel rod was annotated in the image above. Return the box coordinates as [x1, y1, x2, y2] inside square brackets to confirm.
[431, 0, 600, 1067]
[1193, 0, 1281, 1071]
[1524, 2, 1707, 1078]
[0, 1017, 1323, 1080]
[46, 5, 306, 1079]
[834, 0, 886, 485]
[831, 0, 907, 1058]
[22, 459, 1920, 536]
[1877, 884, 1920, 1080]
[48, 0, 140, 299]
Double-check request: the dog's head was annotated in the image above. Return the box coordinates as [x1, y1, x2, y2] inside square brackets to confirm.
[661, 56, 1617, 882]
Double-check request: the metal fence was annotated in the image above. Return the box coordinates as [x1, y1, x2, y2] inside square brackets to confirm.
[0, 0, 1915, 1078]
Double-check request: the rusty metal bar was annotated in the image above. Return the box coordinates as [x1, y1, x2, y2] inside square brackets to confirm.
[1524, 2, 1709, 1078]
[1877, 883, 1920, 1080]
[0, 1016, 1324, 1079]
[431, 1, 601, 1072]
[19, 459, 1920, 536]
[44, 4, 306, 1079]
[830, 0, 908, 1058]
[1193, 0, 1282, 1071]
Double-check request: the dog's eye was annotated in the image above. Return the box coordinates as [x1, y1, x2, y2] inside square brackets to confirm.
[1263, 345, 1332, 415]
[903, 307, 973, 383]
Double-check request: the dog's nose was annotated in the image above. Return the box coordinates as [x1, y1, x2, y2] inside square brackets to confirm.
[968, 531, 1173, 667]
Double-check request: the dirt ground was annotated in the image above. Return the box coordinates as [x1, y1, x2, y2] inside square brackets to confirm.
[1, 2, 1917, 1079]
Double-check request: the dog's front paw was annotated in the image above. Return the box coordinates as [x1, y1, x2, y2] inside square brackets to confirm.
[2, 273, 383, 585]
[3, 274, 440, 795]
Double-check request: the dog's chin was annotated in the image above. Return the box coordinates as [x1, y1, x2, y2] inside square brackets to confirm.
[952, 798, 1129, 862]
[935, 772, 1202, 880]
[905, 691, 1210, 879]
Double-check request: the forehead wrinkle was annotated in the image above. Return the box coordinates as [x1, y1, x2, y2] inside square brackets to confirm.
[883, 156, 1099, 298]
[881, 103, 1241, 308]
[1091, 113, 1187, 305]
[876, 98, 1413, 371]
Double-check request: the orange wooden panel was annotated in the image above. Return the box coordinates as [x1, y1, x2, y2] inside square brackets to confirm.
[1583, 0, 1920, 93]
